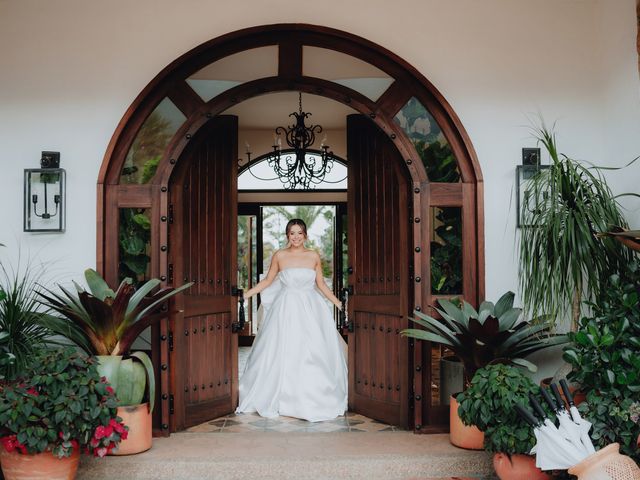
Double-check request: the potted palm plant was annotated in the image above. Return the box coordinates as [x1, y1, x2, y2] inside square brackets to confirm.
[0, 348, 126, 480]
[401, 291, 566, 449]
[456, 363, 551, 480]
[38, 269, 191, 454]
[518, 125, 633, 333]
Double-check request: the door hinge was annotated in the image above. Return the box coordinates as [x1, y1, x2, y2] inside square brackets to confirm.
[168, 331, 174, 352]
[168, 204, 174, 224]
[168, 264, 174, 283]
[169, 394, 175, 415]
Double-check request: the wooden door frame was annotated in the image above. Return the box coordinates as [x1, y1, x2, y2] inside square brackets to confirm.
[96, 24, 484, 435]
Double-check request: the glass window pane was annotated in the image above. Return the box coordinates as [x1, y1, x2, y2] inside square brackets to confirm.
[394, 98, 461, 182]
[119, 208, 151, 287]
[187, 46, 279, 102]
[120, 98, 186, 184]
[238, 215, 258, 334]
[430, 207, 462, 295]
[303, 46, 393, 101]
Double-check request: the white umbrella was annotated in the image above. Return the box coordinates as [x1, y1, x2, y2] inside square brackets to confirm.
[547, 384, 589, 455]
[516, 403, 586, 470]
[559, 379, 596, 455]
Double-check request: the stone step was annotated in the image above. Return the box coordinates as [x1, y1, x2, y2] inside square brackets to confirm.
[78, 432, 494, 480]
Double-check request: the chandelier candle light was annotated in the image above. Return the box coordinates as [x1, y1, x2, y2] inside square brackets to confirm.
[263, 92, 335, 189]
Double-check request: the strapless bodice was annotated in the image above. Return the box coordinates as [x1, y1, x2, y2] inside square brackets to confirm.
[278, 267, 316, 289]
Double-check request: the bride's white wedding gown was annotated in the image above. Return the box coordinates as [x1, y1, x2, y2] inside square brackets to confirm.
[236, 267, 348, 422]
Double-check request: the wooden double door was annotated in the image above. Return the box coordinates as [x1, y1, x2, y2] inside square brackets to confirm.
[167, 114, 410, 431]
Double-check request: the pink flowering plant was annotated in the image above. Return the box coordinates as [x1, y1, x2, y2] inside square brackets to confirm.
[0, 347, 127, 458]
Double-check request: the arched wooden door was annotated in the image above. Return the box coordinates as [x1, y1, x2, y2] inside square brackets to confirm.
[167, 115, 239, 431]
[346, 114, 411, 428]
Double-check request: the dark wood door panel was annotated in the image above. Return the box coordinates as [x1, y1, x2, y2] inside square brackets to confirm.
[347, 114, 410, 428]
[168, 115, 238, 431]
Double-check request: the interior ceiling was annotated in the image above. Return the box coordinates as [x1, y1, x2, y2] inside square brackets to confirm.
[224, 91, 358, 129]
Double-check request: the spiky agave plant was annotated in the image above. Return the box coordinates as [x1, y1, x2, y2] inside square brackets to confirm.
[38, 269, 192, 410]
[401, 291, 567, 383]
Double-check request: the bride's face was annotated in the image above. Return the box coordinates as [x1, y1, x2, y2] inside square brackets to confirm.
[287, 225, 306, 247]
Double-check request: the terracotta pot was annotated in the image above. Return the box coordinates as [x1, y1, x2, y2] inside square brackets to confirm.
[111, 403, 152, 455]
[568, 442, 640, 479]
[493, 453, 550, 480]
[449, 395, 484, 450]
[0, 448, 79, 480]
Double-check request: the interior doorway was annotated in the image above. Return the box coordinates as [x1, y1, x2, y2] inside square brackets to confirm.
[97, 24, 484, 436]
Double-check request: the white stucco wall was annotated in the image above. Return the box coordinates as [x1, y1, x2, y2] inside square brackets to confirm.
[1, 0, 639, 359]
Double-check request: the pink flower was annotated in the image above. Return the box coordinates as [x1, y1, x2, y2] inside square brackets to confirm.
[94, 447, 108, 457]
[106, 386, 114, 395]
[26, 387, 39, 396]
[94, 425, 107, 439]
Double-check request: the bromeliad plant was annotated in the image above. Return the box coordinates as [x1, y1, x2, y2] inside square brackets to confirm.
[401, 291, 567, 382]
[38, 269, 191, 411]
[0, 348, 127, 458]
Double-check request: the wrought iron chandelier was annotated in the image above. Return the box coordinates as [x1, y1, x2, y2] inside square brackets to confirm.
[251, 92, 336, 190]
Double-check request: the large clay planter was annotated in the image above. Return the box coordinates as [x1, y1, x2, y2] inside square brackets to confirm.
[568, 442, 640, 479]
[449, 395, 484, 450]
[0, 448, 80, 480]
[493, 453, 550, 480]
[111, 402, 152, 455]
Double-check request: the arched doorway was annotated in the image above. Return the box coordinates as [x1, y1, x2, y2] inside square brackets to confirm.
[97, 24, 484, 435]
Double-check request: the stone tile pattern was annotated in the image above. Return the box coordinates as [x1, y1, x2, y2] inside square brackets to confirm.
[186, 411, 398, 433]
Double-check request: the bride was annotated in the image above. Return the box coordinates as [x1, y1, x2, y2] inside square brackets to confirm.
[236, 218, 348, 422]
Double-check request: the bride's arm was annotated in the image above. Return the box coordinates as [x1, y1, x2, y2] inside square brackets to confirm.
[243, 252, 280, 300]
[314, 255, 342, 310]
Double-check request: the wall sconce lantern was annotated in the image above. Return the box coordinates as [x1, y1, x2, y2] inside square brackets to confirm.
[23, 151, 66, 232]
[516, 147, 549, 228]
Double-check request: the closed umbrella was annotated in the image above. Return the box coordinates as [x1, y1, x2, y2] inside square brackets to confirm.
[540, 385, 588, 455]
[516, 400, 586, 470]
[559, 379, 596, 455]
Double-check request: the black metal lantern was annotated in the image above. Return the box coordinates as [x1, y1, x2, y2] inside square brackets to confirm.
[266, 92, 335, 189]
[516, 147, 549, 228]
[24, 151, 66, 232]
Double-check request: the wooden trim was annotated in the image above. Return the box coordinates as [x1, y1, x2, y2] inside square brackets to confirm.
[279, 40, 302, 78]
[377, 80, 412, 118]
[168, 80, 206, 118]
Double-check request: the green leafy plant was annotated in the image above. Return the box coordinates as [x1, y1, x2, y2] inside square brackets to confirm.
[563, 266, 640, 461]
[518, 125, 633, 330]
[456, 363, 547, 454]
[430, 207, 462, 294]
[38, 269, 192, 411]
[118, 208, 151, 286]
[0, 257, 86, 380]
[0, 348, 127, 458]
[401, 291, 567, 382]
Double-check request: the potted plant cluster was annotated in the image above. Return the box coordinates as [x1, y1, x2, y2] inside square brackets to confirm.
[0, 348, 126, 480]
[401, 291, 567, 449]
[38, 269, 191, 454]
[563, 265, 640, 463]
[456, 363, 551, 480]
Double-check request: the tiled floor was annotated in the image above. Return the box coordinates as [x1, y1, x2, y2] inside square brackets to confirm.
[186, 411, 398, 433]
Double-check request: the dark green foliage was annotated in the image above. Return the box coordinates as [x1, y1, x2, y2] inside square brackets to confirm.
[0, 348, 123, 457]
[416, 139, 461, 183]
[563, 265, 640, 461]
[456, 364, 547, 454]
[118, 208, 151, 286]
[402, 291, 567, 381]
[519, 125, 633, 328]
[430, 207, 462, 294]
